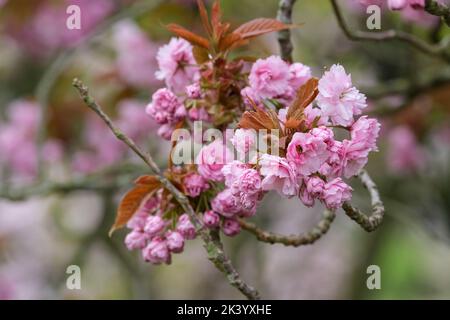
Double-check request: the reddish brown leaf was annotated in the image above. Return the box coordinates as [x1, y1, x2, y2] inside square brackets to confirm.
[286, 77, 319, 121]
[219, 32, 247, 51]
[285, 118, 307, 131]
[211, 0, 222, 36]
[167, 23, 210, 49]
[134, 175, 160, 186]
[215, 21, 230, 43]
[109, 176, 161, 236]
[233, 18, 295, 40]
[197, 0, 212, 36]
[238, 104, 281, 131]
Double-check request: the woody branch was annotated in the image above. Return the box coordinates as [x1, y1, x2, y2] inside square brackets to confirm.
[342, 170, 385, 232]
[239, 170, 384, 243]
[330, 0, 450, 62]
[277, 0, 297, 62]
[239, 209, 336, 246]
[425, 0, 450, 27]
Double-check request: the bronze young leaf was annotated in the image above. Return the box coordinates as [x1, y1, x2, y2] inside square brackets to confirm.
[197, 0, 213, 36]
[285, 77, 319, 130]
[233, 18, 295, 40]
[109, 176, 161, 236]
[239, 106, 281, 131]
[167, 23, 210, 49]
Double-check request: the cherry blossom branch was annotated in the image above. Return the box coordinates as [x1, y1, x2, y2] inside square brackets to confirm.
[277, 0, 297, 62]
[238, 209, 336, 247]
[330, 0, 450, 62]
[342, 170, 385, 232]
[425, 0, 450, 27]
[72, 78, 260, 300]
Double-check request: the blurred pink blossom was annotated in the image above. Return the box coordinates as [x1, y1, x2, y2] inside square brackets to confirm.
[387, 126, 427, 174]
[6, 0, 115, 56]
[72, 99, 153, 174]
[113, 21, 161, 88]
[0, 100, 62, 179]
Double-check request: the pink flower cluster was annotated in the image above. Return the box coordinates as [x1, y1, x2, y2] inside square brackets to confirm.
[155, 38, 200, 94]
[125, 191, 201, 265]
[316, 64, 367, 126]
[0, 100, 62, 179]
[192, 116, 378, 224]
[125, 167, 251, 264]
[220, 62, 378, 211]
[145, 88, 187, 140]
[145, 37, 208, 140]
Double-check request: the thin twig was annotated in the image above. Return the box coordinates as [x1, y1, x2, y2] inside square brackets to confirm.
[0, 175, 129, 202]
[277, 0, 297, 62]
[364, 68, 450, 99]
[0, 163, 145, 201]
[366, 70, 450, 117]
[425, 0, 450, 27]
[72, 79, 260, 300]
[330, 0, 450, 62]
[239, 209, 336, 247]
[73, 79, 162, 175]
[342, 170, 385, 232]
